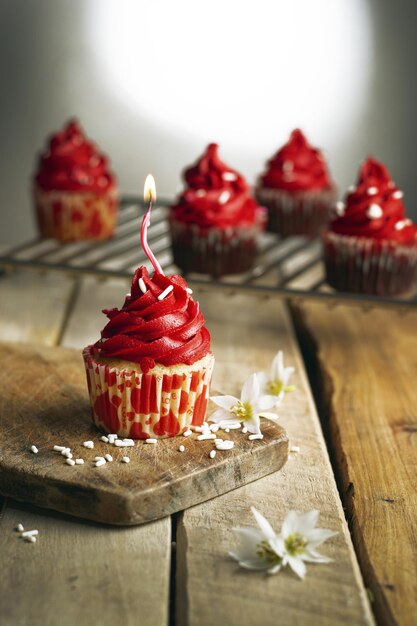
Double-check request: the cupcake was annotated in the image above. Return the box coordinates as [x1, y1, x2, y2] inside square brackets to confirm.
[83, 188, 214, 439]
[322, 157, 417, 295]
[170, 143, 265, 277]
[33, 119, 118, 241]
[255, 129, 336, 237]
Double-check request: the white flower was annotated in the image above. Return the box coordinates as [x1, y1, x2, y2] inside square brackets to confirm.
[274, 510, 338, 579]
[230, 507, 337, 579]
[229, 507, 283, 574]
[210, 373, 277, 434]
[257, 351, 295, 405]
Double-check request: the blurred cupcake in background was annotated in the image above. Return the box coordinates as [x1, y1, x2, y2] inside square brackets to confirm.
[33, 119, 118, 241]
[255, 129, 336, 237]
[322, 157, 417, 295]
[170, 143, 265, 277]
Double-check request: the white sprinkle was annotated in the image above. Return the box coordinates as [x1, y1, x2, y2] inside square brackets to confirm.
[138, 277, 147, 293]
[83, 441, 94, 448]
[122, 456, 130, 463]
[63, 451, 73, 459]
[194, 424, 210, 433]
[108, 435, 117, 444]
[209, 423, 219, 432]
[195, 189, 206, 197]
[224, 428, 230, 433]
[197, 433, 216, 441]
[60, 448, 71, 455]
[221, 422, 241, 430]
[366, 204, 383, 219]
[108, 433, 118, 439]
[185, 287, 193, 294]
[335, 201, 345, 216]
[178, 445, 185, 453]
[348, 185, 356, 192]
[115, 439, 134, 447]
[126, 293, 131, 298]
[393, 190, 404, 199]
[218, 190, 231, 204]
[95, 459, 106, 467]
[209, 450, 217, 459]
[94, 456, 105, 461]
[53, 445, 66, 452]
[100, 436, 109, 443]
[248, 433, 264, 441]
[214, 438, 224, 444]
[104, 454, 113, 462]
[215, 440, 235, 450]
[26, 536, 37, 543]
[367, 186, 378, 195]
[30, 445, 38, 454]
[145, 438, 157, 444]
[16, 524, 24, 532]
[290, 445, 300, 453]
[183, 429, 192, 437]
[223, 171, 237, 181]
[158, 285, 174, 301]
[21, 529, 38, 537]
[282, 160, 293, 172]
[75, 459, 84, 465]
[241, 427, 248, 434]
[66, 458, 76, 466]
[395, 219, 411, 231]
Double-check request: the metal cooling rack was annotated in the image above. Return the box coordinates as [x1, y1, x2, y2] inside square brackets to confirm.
[1, 196, 416, 311]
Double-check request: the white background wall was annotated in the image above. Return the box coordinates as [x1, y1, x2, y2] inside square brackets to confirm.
[1, 0, 416, 245]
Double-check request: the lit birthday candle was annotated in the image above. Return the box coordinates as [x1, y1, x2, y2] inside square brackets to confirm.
[141, 174, 164, 275]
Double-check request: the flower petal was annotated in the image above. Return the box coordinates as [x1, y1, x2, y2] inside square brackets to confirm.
[230, 555, 271, 571]
[287, 556, 306, 579]
[281, 510, 300, 537]
[241, 373, 259, 403]
[245, 414, 261, 434]
[256, 371, 268, 393]
[302, 550, 333, 564]
[257, 394, 279, 411]
[231, 527, 264, 561]
[258, 412, 279, 422]
[209, 409, 234, 424]
[305, 528, 338, 547]
[210, 395, 239, 410]
[251, 506, 276, 542]
[271, 351, 284, 379]
[267, 563, 282, 575]
[294, 510, 320, 533]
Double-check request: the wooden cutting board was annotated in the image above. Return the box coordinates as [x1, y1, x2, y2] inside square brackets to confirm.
[0, 341, 288, 525]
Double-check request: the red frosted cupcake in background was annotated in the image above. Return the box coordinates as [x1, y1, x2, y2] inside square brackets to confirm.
[33, 119, 118, 241]
[170, 143, 265, 277]
[322, 157, 417, 295]
[255, 129, 336, 237]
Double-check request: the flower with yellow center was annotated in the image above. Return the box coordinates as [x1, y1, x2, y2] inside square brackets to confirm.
[257, 351, 296, 406]
[230, 507, 337, 578]
[210, 373, 277, 434]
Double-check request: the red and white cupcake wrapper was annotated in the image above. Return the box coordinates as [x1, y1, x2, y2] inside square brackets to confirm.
[322, 230, 417, 296]
[83, 347, 215, 439]
[34, 186, 118, 242]
[255, 186, 336, 238]
[169, 210, 265, 277]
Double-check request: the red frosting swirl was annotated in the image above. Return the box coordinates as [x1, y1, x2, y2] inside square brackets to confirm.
[330, 157, 417, 244]
[34, 119, 116, 194]
[260, 129, 333, 191]
[94, 267, 211, 373]
[171, 143, 263, 229]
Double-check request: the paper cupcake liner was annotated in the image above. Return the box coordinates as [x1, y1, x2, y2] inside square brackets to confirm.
[169, 210, 265, 277]
[255, 186, 336, 238]
[322, 230, 417, 296]
[83, 347, 215, 439]
[34, 187, 118, 242]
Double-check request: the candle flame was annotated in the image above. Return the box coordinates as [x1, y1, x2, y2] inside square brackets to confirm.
[144, 174, 156, 204]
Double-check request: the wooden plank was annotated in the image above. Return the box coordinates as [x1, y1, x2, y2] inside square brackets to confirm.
[0, 270, 75, 345]
[0, 274, 170, 626]
[293, 301, 417, 626]
[0, 341, 288, 525]
[176, 292, 374, 626]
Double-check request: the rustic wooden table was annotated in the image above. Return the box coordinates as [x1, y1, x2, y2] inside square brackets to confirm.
[0, 270, 415, 626]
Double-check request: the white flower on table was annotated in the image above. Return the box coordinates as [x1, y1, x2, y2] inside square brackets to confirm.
[257, 351, 296, 405]
[210, 373, 277, 434]
[230, 507, 337, 578]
